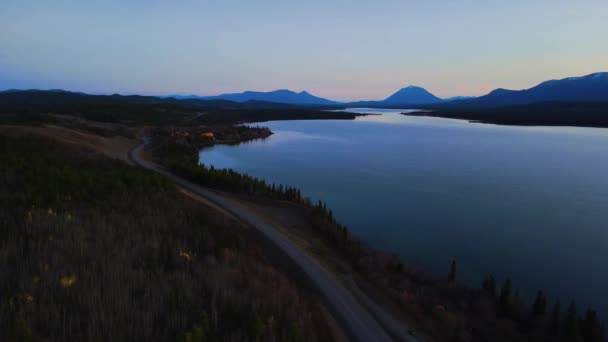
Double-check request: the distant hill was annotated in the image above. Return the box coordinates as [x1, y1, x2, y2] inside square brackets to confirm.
[163, 94, 205, 100]
[0, 89, 353, 125]
[452, 72, 608, 107]
[443, 96, 476, 102]
[0, 88, 85, 95]
[383, 86, 443, 104]
[410, 101, 608, 128]
[7, 71, 606, 110]
[179, 89, 338, 105]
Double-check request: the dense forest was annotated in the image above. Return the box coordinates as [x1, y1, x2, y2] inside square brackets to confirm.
[192, 108, 361, 125]
[410, 101, 608, 128]
[0, 90, 358, 126]
[0, 134, 332, 341]
[153, 136, 607, 342]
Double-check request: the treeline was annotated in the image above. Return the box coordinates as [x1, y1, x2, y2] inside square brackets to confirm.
[310, 201, 362, 260]
[0, 90, 360, 126]
[194, 108, 362, 125]
[149, 125, 271, 168]
[166, 152, 364, 260]
[409, 101, 608, 128]
[170, 161, 308, 203]
[479, 275, 605, 342]
[0, 134, 332, 341]
[0, 91, 198, 125]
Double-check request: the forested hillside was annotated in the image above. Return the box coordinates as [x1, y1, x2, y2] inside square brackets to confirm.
[0, 133, 332, 341]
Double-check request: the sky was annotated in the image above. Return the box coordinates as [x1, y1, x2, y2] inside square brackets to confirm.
[1, 1, 607, 101]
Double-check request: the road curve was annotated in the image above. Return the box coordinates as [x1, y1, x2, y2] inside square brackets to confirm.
[129, 139, 419, 342]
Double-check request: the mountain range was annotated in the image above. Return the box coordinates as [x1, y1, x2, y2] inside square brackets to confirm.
[448, 72, 608, 107]
[167, 89, 337, 105]
[167, 86, 465, 106]
[5, 71, 608, 108]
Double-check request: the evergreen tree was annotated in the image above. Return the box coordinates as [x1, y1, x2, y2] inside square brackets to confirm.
[448, 259, 457, 282]
[499, 278, 512, 315]
[533, 290, 547, 315]
[550, 301, 562, 339]
[482, 275, 497, 298]
[562, 301, 582, 342]
[488, 276, 497, 297]
[582, 309, 601, 342]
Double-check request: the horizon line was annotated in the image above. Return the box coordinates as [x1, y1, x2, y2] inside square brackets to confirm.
[2, 70, 605, 102]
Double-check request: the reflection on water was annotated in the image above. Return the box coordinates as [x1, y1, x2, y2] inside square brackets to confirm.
[200, 108, 608, 316]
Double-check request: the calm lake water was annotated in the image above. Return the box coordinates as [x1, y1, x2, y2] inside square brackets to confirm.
[200, 108, 608, 315]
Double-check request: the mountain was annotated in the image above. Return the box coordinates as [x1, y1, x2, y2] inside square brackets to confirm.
[163, 94, 206, 100]
[199, 89, 338, 105]
[342, 87, 472, 107]
[455, 72, 608, 107]
[383, 86, 443, 104]
[443, 96, 476, 102]
[0, 88, 85, 95]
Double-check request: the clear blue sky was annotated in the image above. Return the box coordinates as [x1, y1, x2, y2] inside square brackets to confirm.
[1, 1, 607, 101]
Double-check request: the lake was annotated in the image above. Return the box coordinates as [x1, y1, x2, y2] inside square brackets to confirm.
[199, 108, 608, 315]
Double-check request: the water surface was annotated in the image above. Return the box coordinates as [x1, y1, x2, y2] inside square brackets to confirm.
[200, 108, 608, 314]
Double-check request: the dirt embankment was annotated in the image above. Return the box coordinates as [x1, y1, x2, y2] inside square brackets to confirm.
[0, 125, 137, 164]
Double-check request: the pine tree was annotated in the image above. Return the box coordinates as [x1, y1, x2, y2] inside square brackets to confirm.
[533, 290, 547, 315]
[562, 301, 582, 342]
[482, 275, 488, 291]
[448, 259, 457, 282]
[482, 275, 497, 298]
[581, 309, 601, 342]
[499, 278, 512, 315]
[550, 301, 562, 339]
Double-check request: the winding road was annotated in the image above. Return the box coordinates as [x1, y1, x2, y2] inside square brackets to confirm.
[129, 139, 420, 342]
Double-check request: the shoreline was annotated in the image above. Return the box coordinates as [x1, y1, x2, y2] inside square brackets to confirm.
[165, 117, 608, 341]
[131, 138, 420, 342]
[402, 106, 608, 129]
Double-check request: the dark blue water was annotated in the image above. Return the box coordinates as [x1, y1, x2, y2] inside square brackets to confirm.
[200, 108, 608, 315]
